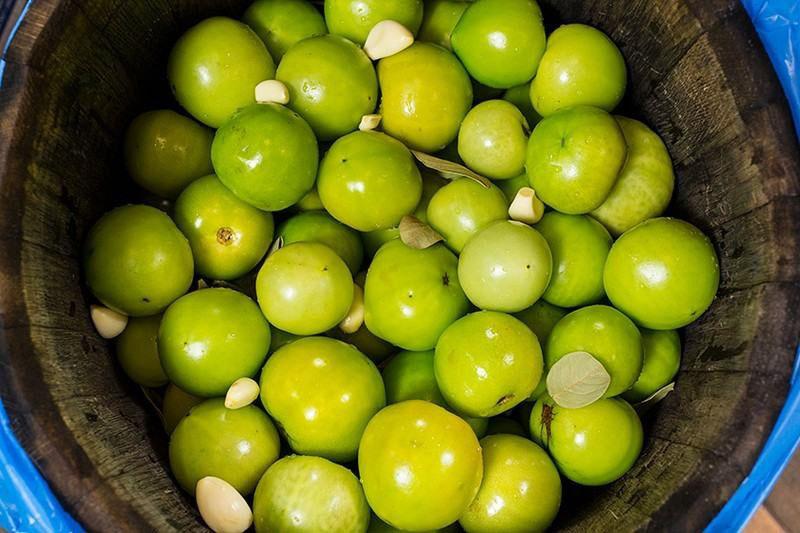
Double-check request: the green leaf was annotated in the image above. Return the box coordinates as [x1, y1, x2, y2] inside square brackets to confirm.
[546, 351, 611, 409]
[411, 150, 492, 189]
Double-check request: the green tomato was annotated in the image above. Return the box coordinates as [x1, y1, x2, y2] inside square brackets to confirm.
[115, 314, 167, 387]
[623, 329, 681, 403]
[327, 324, 395, 363]
[369, 514, 459, 533]
[168, 17, 275, 127]
[535, 212, 612, 307]
[435, 311, 543, 417]
[460, 434, 561, 532]
[458, 221, 552, 312]
[297, 187, 325, 211]
[530, 395, 643, 485]
[243, 0, 327, 61]
[158, 288, 270, 397]
[260, 336, 385, 461]
[362, 227, 401, 258]
[174, 175, 274, 280]
[546, 305, 643, 398]
[485, 417, 527, 437]
[378, 43, 473, 152]
[530, 24, 627, 117]
[494, 173, 530, 205]
[418, 0, 470, 50]
[84, 205, 193, 316]
[318, 131, 422, 231]
[277, 210, 364, 273]
[123, 110, 213, 199]
[270, 327, 302, 351]
[254, 455, 370, 533]
[169, 399, 280, 495]
[365, 240, 469, 351]
[426, 178, 508, 252]
[591, 116, 676, 236]
[212, 103, 318, 211]
[256, 242, 354, 335]
[502, 82, 541, 128]
[458, 100, 528, 180]
[514, 299, 568, 345]
[604, 218, 720, 329]
[384, 350, 446, 405]
[277, 35, 377, 140]
[527, 105, 626, 214]
[359, 400, 484, 531]
[324, 0, 424, 45]
[451, 0, 546, 89]
[162, 383, 203, 435]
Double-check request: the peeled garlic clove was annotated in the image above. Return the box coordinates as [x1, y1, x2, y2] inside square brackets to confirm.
[224, 377, 260, 410]
[196, 477, 253, 533]
[255, 79, 290, 104]
[339, 285, 365, 334]
[359, 114, 382, 131]
[90, 304, 128, 339]
[364, 20, 415, 61]
[508, 187, 545, 224]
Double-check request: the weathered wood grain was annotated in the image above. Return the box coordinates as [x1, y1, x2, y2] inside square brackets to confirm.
[0, 0, 798, 531]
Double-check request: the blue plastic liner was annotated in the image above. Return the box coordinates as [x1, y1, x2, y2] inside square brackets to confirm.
[0, 0, 798, 531]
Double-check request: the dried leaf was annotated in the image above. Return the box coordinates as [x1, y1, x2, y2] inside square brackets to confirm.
[399, 215, 444, 249]
[546, 351, 611, 409]
[139, 386, 166, 428]
[634, 382, 675, 415]
[411, 150, 492, 189]
[197, 278, 209, 290]
[267, 236, 284, 258]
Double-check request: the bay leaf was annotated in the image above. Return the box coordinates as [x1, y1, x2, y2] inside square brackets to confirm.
[546, 351, 611, 409]
[411, 150, 492, 189]
[399, 215, 444, 249]
[634, 382, 675, 415]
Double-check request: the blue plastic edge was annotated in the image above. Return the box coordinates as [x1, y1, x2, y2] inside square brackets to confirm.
[0, 0, 797, 531]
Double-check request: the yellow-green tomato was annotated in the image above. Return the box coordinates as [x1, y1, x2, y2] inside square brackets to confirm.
[115, 314, 167, 387]
[169, 399, 280, 495]
[174, 175, 274, 280]
[460, 434, 561, 532]
[328, 324, 395, 364]
[318, 131, 422, 231]
[485, 417, 527, 437]
[530, 395, 643, 485]
[256, 242, 354, 335]
[451, 0, 546, 88]
[162, 383, 203, 435]
[503, 82, 541, 128]
[623, 329, 681, 403]
[253, 455, 370, 533]
[384, 350, 447, 406]
[514, 300, 568, 345]
[435, 311, 543, 417]
[243, 0, 327, 61]
[270, 327, 302, 351]
[362, 227, 401, 258]
[418, 0, 470, 50]
[458, 100, 529, 180]
[158, 288, 270, 397]
[427, 178, 508, 252]
[527, 105, 626, 214]
[277, 210, 364, 273]
[546, 305, 643, 398]
[277, 35, 377, 140]
[592, 116, 675, 236]
[378, 43, 473, 152]
[212, 103, 318, 211]
[369, 514, 460, 533]
[260, 337, 385, 461]
[604, 218, 720, 329]
[535, 212, 612, 307]
[458, 221, 552, 312]
[530, 24, 627, 116]
[84, 205, 193, 317]
[359, 400, 484, 531]
[297, 187, 325, 211]
[168, 17, 275, 127]
[124, 110, 213, 199]
[324, 0, 424, 44]
[365, 240, 469, 351]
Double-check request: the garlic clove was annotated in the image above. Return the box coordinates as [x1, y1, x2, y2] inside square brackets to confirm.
[508, 187, 545, 224]
[196, 477, 253, 533]
[339, 284, 365, 334]
[364, 20, 415, 61]
[359, 114, 383, 131]
[255, 79, 290, 105]
[90, 304, 128, 339]
[224, 377, 260, 410]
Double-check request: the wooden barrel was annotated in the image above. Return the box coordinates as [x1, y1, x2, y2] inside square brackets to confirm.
[0, 0, 798, 530]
